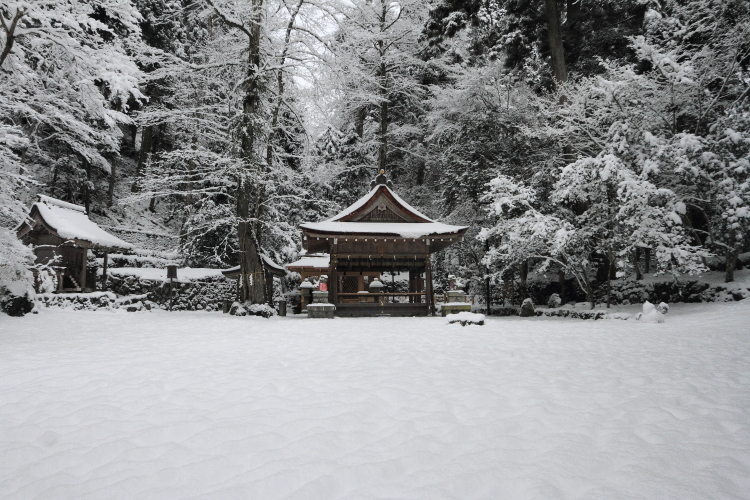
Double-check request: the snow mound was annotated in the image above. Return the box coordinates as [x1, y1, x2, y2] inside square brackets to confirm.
[447, 311, 485, 325]
[636, 301, 666, 323]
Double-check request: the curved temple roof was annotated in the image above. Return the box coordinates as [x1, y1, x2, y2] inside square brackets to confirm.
[300, 174, 468, 238]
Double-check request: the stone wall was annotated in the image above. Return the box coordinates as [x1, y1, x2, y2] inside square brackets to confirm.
[104, 274, 235, 311]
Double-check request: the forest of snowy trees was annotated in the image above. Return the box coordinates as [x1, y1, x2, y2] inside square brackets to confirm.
[1, 0, 749, 307]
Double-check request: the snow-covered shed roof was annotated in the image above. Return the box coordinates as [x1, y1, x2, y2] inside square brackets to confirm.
[19, 195, 133, 250]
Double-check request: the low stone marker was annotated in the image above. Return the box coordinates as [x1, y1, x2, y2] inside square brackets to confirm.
[307, 303, 335, 318]
[441, 302, 472, 316]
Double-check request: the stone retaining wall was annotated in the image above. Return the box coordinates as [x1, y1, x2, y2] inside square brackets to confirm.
[105, 274, 235, 311]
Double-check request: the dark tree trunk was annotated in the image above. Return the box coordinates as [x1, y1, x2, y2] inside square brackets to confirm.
[606, 256, 612, 308]
[485, 275, 491, 315]
[377, 1, 389, 174]
[236, 0, 266, 305]
[566, 0, 581, 30]
[107, 159, 116, 207]
[558, 269, 566, 303]
[266, 0, 303, 168]
[101, 252, 108, 290]
[644, 247, 651, 273]
[378, 67, 388, 173]
[519, 260, 528, 301]
[726, 232, 739, 283]
[354, 106, 366, 138]
[0, 8, 24, 69]
[82, 158, 92, 214]
[634, 247, 643, 280]
[545, 0, 567, 84]
[132, 125, 152, 192]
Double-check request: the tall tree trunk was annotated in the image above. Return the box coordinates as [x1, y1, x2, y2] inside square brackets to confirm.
[565, 0, 580, 30]
[0, 7, 24, 69]
[107, 158, 116, 207]
[236, 0, 266, 304]
[266, 0, 304, 168]
[558, 269, 566, 303]
[644, 247, 651, 273]
[378, 64, 388, 173]
[354, 106, 366, 138]
[484, 241, 491, 315]
[132, 125, 152, 192]
[606, 255, 612, 308]
[519, 260, 528, 301]
[82, 158, 91, 214]
[725, 232, 739, 283]
[634, 247, 643, 280]
[583, 273, 594, 309]
[545, 0, 567, 84]
[377, 0, 389, 174]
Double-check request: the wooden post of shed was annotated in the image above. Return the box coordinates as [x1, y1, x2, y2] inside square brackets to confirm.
[79, 246, 88, 291]
[101, 252, 109, 290]
[425, 256, 434, 316]
[167, 265, 178, 311]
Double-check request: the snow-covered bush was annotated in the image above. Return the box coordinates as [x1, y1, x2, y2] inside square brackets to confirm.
[520, 298, 535, 317]
[635, 301, 665, 323]
[229, 302, 276, 318]
[0, 228, 35, 316]
[547, 293, 562, 308]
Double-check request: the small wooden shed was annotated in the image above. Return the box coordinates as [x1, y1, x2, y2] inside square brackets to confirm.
[298, 170, 468, 316]
[16, 195, 134, 292]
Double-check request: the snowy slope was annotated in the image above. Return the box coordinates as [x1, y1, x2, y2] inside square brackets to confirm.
[1, 303, 749, 499]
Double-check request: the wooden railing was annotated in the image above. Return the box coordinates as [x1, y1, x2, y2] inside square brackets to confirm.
[337, 292, 427, 304]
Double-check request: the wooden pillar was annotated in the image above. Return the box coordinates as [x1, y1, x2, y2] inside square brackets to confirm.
[330, 259, 338, 305]
[101, 251, 108, 291]
[265, 271, 274, 306]
[425, 256, 434, 316]
[79, 246, 88, 291]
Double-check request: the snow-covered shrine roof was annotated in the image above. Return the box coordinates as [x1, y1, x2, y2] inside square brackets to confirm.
[285, 254, 330, 270]
[299, 221, 467, 238]
[22, 195, 133, 250]
[300, 172, 468, 238]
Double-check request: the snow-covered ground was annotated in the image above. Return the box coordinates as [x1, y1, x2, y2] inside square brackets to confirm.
[1, 303, 749, 499]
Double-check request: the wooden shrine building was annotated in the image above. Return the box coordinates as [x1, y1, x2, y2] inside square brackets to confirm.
[16, 195, 134, 292]
[299, 170, 468, 316]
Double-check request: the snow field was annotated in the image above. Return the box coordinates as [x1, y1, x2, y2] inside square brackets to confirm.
[1, 302, 749, 499]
